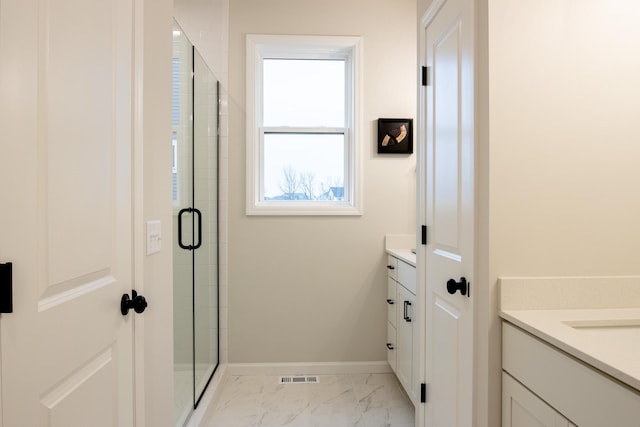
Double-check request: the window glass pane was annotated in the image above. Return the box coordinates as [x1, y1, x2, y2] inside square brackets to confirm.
[263, 59, 345, 127]
[263, 133, 345, 201]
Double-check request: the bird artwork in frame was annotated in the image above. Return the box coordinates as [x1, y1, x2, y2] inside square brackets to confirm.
[377, 118, 413, 154]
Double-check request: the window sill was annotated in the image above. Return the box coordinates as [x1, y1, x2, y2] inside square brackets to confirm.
[246, 202, 363, 216]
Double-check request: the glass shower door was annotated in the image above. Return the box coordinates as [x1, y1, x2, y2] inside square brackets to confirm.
[172, 20, 219, 426]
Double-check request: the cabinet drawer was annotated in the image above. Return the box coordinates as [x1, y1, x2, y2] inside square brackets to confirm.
[387, 277, 397, 327]
[397, 260, 416, 294]
[387, 322, 397, 372]
[386, 255, 398, 280]
[503, 322, 640, 427]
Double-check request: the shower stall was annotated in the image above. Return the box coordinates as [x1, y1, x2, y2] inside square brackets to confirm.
[172, 20, 220, 426]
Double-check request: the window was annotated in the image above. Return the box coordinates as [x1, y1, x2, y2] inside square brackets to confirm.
[246, 35, 363, 215]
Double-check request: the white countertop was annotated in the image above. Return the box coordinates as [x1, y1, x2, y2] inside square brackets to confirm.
[384, 234, 416, 267]
[500, 276, 640, 391]
[386, 248, 416, 267]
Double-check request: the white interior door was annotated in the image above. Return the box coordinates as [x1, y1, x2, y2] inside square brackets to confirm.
[421, 0, 475, 425]
[0, 0, 136, 425]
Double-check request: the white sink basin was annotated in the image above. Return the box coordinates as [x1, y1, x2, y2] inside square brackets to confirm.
[563, 318, 640, 329]
[560, 318, 640, 355]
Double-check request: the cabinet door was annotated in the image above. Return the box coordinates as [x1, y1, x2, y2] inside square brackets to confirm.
[396, 284, 416, 402]
[387, 322, 397, 372]
[387, 277, 397, 327]
[503, 372, 573, 427]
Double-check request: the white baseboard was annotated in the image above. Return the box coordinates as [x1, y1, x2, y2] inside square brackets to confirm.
[226, 361, 392, 376]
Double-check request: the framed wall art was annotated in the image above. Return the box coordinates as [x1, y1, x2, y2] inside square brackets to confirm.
[377, 118, 413, 154]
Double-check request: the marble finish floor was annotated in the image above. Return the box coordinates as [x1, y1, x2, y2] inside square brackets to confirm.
[202, 373, 415, 427]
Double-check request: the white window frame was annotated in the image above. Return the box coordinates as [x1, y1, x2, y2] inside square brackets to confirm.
[246, 34, 363, 216]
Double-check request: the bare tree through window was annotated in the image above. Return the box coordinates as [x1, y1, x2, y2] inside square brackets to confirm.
[279, 165, 300, 200]
[300, 172, 316, 200]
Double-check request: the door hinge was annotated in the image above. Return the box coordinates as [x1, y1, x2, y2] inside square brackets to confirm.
[421, 225, 427, 245]
[421, 383, 427, 403]
[0, 262, 13, 313]
[421, 66, 430, 86]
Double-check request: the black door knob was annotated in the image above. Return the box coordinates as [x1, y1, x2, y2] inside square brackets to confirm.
[121, 290, 148, 315]
[446, 277, 468, 296]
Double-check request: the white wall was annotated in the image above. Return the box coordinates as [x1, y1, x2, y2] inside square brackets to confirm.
[483, 2, 640, 426]
[488, 1, 640, 277]
[228, 0, 417, 363]
[138, 0, 174, 425]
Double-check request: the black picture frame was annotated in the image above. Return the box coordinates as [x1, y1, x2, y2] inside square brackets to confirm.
[377, 118, 413, 154]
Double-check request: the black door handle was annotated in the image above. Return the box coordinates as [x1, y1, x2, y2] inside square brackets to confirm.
[386, 343, 395, 350]
[447, 277, 468, 296]
[121, 290, 148, 315]
[403, 300, 412, 322]
[178, 207, 203, 250]
[386, 298, 395, 305]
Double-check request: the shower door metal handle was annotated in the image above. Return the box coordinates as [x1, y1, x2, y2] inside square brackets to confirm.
[192, 208, 202, 250]
[178, 207, 203, 250]
[178, 208, 191, 250]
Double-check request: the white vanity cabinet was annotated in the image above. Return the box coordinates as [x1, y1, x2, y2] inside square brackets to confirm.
[386, 253, 418, 404]
[503, 372, 575, 427]
[386, 256, 398, 372]
[502, 321, 640, 427]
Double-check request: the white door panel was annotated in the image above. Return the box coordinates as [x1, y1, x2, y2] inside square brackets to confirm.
[40, 350, 117, 427]
[431, 297, 461, 424]
[0, 0, 135, 425]
[421, 0, 475, 425]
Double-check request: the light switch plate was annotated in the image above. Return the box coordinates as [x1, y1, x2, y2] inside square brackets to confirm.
[146, 220, 162, 255]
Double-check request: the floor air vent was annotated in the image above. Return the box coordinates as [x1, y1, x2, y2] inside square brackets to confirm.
[278, 376, 319, 384]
